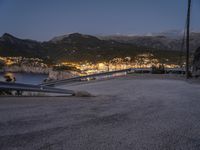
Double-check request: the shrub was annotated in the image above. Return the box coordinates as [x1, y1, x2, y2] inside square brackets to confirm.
[151, 65, 165, 74]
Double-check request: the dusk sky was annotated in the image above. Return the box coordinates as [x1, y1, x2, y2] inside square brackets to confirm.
[0, 0, 200, 41]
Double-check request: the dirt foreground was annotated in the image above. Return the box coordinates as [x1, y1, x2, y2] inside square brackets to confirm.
[1, 75, 200, 150]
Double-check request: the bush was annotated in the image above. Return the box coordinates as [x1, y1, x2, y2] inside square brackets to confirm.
[151, 65, 165, 74]
[0, 61, 5, 69]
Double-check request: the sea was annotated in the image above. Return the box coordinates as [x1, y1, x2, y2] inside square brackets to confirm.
[0, 72, 48, 85]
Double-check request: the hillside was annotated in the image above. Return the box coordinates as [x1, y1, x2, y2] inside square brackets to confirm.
[0, 33, 182, 64]
[0, 33, 46, 58]
[99, 32, 200, 52]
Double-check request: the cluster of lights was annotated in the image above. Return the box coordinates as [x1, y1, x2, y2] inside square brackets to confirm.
[0, 57, 15, 66]
[0, 56, 47, 67]
[57, 53, 179, 75]
[1, 53, 180, 74]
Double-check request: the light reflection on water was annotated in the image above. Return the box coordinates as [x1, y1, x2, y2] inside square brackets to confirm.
[0, 72, 48, 85]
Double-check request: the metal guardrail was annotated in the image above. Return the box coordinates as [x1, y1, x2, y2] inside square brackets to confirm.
[40, 68, 186, 87]
[0, 81, 75, 95]
[40, 68, 131, 86]
[131, 68, 186, 72]
[0, 68, 186, 95]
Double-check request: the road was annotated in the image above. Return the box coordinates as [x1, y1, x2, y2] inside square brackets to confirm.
[1, 75, 200, 150]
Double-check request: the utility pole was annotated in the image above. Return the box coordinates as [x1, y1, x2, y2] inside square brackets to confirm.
[186, 0, 191, 79]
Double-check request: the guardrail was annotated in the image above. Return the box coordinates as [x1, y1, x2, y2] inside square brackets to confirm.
[40, 68, 131, 86]
[40, 68, 186, 87]
[0, 81, 75, 95]
[0, 68, 186, 95]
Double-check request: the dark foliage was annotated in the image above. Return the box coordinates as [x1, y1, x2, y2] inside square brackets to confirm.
[53, 65, 80, 72]
[151, 65, 165, 74]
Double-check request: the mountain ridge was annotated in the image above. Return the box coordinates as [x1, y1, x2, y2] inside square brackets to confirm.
[98, 32, 200, 52]
[0, 33, 184, 64]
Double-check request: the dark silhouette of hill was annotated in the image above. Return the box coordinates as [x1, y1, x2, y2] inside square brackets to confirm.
[0, 33, 181, 64]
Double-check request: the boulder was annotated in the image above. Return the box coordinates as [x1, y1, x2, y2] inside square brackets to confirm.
[48, 70, 78, 80]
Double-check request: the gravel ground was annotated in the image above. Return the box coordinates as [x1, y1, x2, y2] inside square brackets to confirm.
[1, 75, 200, 150]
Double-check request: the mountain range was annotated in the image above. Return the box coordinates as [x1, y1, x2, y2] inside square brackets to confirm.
[98, 32, 200, 52]
[1, 32, 198, 64]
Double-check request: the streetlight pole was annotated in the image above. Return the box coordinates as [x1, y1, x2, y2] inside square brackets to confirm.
[186, 0, 191, 79]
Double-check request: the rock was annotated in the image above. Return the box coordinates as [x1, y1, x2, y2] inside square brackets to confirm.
[74, 91, 94, 97]
[48, 70, 78, 80]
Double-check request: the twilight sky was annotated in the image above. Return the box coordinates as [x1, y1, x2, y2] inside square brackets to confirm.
[0, 0, 199, 41]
